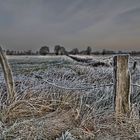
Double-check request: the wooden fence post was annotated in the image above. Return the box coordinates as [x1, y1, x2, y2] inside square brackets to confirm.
[113, 55, 131, 119]
[0, 46, 16, 103]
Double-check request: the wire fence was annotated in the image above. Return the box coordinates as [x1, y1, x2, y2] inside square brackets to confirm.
[0, 55, 140, 116]
[129, 56, 140, 109]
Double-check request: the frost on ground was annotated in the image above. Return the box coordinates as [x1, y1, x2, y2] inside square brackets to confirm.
[0, 55, 140, 140]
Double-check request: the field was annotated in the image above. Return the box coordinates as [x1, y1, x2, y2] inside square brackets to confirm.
[0, 55, 140, 139]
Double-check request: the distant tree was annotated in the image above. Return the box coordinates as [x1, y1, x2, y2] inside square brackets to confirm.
[39, 46, 49, 55]
[6, 49, 10, 55]
[13, 51, 17, 55]
[118, 50, 123, 54]
[102, 49, 106, 55]
[54, 45, 67, 55]
[86, 46, 92, 55]
[79, 50, 87, 55]
[59, 47, 67, 55]
[6, 50, 14, 55]
[101, 49, 116, 55]
[54, 45, 61, 55]
[70, 48, 79, 55]
[92, 51, 100, 55]
[35, 51, 39, 55]
[26, 50, 32, 55]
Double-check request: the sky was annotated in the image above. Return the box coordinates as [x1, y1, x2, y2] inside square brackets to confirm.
[0, 0, 140, 51]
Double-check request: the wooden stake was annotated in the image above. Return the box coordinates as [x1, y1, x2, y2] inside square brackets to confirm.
[114, 55, 131, 119]
[0, 46, 16, 103]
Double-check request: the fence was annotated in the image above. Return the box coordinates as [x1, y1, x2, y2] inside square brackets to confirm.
[0, 46, 140, 120]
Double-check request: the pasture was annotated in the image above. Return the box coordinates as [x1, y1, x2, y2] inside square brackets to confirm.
[0, 55, 140, 139]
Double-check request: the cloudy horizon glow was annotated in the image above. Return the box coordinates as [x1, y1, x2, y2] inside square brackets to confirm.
[0, 0, 140, 51]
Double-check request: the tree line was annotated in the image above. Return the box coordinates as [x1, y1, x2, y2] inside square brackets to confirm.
[5, 46, 140, 56]
[5, 45, 92, 55]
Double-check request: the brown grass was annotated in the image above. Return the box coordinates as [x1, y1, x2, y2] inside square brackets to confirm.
[0, 91, 140, 140]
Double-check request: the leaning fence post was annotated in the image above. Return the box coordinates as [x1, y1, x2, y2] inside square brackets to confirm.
[113, 55, 131, 119]
[0, 46, 16, 103]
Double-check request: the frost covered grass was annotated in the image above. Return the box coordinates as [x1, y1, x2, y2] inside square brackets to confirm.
[0, 55, 140, 139]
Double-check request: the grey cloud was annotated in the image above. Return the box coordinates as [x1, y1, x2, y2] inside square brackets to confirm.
[0, 0, 140, 51]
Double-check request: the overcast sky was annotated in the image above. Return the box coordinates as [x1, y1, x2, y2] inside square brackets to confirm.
[0, 0, 140, 51]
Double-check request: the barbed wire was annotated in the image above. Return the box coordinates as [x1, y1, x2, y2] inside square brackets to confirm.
[34, 74, 114, 91]
[130, 56, 140, 62]
[131, 84, 140, 88]
[1, 55, 140, 96]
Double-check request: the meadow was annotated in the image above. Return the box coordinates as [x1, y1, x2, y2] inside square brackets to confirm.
[0, 55, 140, 140]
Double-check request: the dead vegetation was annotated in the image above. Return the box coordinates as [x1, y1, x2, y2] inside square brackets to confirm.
[0, 91, 140, 140]
[0, 92, 95, 139]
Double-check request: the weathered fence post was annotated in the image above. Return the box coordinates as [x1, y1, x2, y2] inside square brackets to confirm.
[113, 55, 131, 119]
[0, 46, 16, 103]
